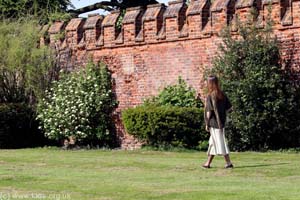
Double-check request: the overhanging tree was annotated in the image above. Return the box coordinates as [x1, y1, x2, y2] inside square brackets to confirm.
[67, 0, 159, 17]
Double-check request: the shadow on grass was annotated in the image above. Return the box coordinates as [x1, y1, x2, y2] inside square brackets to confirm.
[234, 162, 290, 169]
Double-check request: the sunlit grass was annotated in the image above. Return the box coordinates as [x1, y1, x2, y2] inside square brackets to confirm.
[0, 148, 299, 200]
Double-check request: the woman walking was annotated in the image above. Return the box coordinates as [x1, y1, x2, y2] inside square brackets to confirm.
[202, 75, 233, 169]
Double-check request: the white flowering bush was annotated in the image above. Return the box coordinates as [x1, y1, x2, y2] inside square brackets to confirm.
[37, 62, 117, 146]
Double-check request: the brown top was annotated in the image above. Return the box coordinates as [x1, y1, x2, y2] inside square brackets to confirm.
[205, 93, 232, 129]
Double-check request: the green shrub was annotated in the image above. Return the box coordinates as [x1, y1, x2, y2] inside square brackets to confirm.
[209, 22, 300, 151]
[37, 62, 118, 147]
[0, 19, 58, 104]
[123, 77, 206, 149]
[144, 77, 203, 108]
[122, 106, 207, 149]
[0, 103, 46, 148]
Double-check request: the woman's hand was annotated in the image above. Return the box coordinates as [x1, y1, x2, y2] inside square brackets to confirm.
[205, 125, 210, 132]
[227, 107, 233, 113]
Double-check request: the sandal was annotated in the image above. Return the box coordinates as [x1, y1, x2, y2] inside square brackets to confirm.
[201, 165, 211, 169]
[224, 164, 234, 169]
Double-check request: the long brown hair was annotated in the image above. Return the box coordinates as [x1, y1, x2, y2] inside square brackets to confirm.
[207, 75, 224, 100]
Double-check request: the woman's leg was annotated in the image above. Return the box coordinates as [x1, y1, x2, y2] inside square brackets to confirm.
[203, 128, 216, 168]
[224, 154, 233, 167]
[203, 155, 215, 167]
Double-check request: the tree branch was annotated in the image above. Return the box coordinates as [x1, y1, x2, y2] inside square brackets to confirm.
[67, 0, 160, 17]
[67, 1, 125, 16]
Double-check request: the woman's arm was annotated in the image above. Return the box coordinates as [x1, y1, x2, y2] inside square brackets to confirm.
[206, 111, 212, 121]
[205, 111, 212, 132]
[204, 95, 213, 132]
[225, 94, 233, 113]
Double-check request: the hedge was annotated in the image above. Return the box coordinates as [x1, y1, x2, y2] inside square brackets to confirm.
[0, 103, 46, 148]
[122, 106, 208, 149]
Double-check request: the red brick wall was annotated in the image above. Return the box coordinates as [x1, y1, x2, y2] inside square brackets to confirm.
[45, 0, 300, 149]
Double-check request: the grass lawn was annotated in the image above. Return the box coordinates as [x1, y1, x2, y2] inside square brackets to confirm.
[0, 148, 299, 200]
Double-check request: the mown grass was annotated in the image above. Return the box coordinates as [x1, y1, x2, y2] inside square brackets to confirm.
[0, 148, 299, 200]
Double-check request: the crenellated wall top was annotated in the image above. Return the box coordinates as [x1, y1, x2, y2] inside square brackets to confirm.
[102, 11, 120, 27]
[164, 0, 187, 19]
[83, 14, 103, 30]
[211, 0, 232, 12]
[48, 21, 65, 34]
[46, 0, 300, 50]
[123, 6, 143, 24]
[65, 18, 85, 31]
[142, 4, 166, 22]
[187, 0, 209, 15]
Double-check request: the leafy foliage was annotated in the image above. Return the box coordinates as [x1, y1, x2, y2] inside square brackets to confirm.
[0, 0, 72, 23]
[209, 23, 300, 151]
[48, 11, 72, 22]
[0, 19, 58, 104]
[122, 106, 207, 149]
[116, 9, 126, 33]
[37, 62, 118, 147]
[144, 77, 203, 108]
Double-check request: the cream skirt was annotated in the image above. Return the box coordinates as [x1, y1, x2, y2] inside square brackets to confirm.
[207, 128, 230, 156]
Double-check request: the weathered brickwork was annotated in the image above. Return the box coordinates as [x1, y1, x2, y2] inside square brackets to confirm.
[44, 0, 300, 149]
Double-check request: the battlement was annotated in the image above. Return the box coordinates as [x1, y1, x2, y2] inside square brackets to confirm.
[46, 0, 300, 51]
